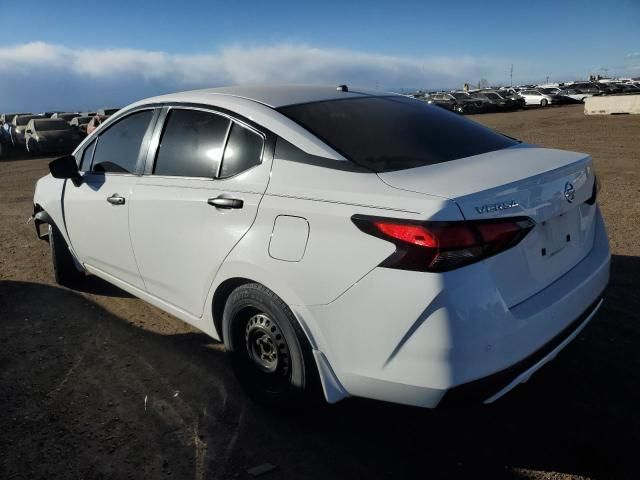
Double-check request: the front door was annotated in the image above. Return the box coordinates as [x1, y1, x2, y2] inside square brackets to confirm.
[64, 109, 156, 290]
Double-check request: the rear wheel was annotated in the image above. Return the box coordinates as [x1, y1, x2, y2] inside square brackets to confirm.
[223, 283, 319, 406]
[49, 224, 84, 287]
[540, 98, 548, 107]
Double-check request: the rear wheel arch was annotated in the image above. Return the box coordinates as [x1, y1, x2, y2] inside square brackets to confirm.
[220, 281, 322, 404]
[212, 277, 313, 345]
[212, 277, 254, 340]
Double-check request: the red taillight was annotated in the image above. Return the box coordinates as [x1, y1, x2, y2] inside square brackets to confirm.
[374, 222, 437, 247]
[353, 215, 534, 272]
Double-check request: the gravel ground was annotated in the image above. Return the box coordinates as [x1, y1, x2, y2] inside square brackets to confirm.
[0, 104, 639, 480]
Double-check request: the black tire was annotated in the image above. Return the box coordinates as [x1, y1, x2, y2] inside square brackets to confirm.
[540, 98, 548, 107]
[223, 283, 319, 406]
[49, 224, 84, 287]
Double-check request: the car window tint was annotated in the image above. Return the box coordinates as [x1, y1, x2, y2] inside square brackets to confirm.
[219, 123, 264, 178]
[154, 109, 230, 177]
[278, 96, 517, 172]
[79, 140, 96, 171]
[91, 110, 153, 174]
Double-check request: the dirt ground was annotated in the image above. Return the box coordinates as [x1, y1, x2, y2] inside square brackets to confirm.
[1, 104, 639, 480]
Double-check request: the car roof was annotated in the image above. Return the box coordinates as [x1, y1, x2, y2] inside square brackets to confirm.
[138, 84, 390, 109]
[121, 85, 396, 160]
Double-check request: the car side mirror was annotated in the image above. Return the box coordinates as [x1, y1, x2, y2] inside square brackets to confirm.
[49, 155, 81, 184]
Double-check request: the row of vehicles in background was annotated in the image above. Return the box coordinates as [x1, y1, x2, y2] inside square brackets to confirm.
[414, 78, 640, 114]
[0, 108, 119, 156]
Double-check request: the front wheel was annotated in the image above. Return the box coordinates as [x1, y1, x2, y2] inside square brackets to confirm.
[540, 98, 548, 107]
[223, 283, 319, 406]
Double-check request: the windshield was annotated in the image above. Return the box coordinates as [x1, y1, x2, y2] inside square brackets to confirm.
[35, 120, 72, 131]
[451, 93, 469, 100]
[277, 96, 518, 172]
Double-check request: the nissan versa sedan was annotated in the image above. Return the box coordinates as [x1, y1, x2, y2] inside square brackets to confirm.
[32, 85, 610, 408]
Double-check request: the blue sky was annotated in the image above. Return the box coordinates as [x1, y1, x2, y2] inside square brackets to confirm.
[1, 0, 639, 111]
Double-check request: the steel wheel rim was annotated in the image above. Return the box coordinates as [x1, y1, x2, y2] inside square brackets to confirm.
[244, 313, 290, 375]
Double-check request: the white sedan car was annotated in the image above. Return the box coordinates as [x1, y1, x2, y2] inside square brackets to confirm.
[559, 89, 595, 103]
[519, 89, 559, 107]
[32, 85, 610, 408]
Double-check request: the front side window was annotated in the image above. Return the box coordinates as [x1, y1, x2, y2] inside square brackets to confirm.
[79, 140, 96, 171]
[91, 110, 153, 174]
[219, 123, 264, 178]
[154, 109, 230, 178]
[278, 96, 517, 172]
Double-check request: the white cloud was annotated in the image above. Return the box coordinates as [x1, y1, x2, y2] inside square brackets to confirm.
[626, 52, 640, 59]
[0, 41, 506, 111]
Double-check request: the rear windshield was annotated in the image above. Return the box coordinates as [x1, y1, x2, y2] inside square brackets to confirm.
[35, 120, 72, 131]
[278, 96, 517, 172]
[16, 116, 38, 126]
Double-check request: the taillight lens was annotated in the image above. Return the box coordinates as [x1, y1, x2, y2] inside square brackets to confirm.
[352, 215, 535, 272]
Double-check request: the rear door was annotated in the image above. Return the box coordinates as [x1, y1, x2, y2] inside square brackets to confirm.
[64, 109, 157, 289]
[129, 107, 273, 317]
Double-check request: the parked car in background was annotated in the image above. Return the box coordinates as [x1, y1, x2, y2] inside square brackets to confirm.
[537, 87, 575, 105]
[24, 118, 83, 154]
[97, 108, 120, 116]
[32, 85, 609, 408]
[1, 113, 29, 148]
[51, 113, 80, 122]
[425, 92, 460, 112]
[458, 91, 495, 112]
[494, 90, 526, 109]
[11, 114, 43, 148]
[472, 92, 517, 111]
[564, 82, 600, 94]
[1, 113, 30, 124]
[86, 115, 110, 135]
[426, 92, 485, 114]
[70, 116, 93, 135]
[557, 89, 594, 103]
[611, 83, 640, 94]
[519, 89, 558, 107]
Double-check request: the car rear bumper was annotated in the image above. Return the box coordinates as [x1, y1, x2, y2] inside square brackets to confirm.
[302, 208, 610, 407]
[438, 295, 603, 406]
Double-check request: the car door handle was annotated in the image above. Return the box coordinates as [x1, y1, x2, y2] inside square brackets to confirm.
[107, 194, 126, 205]
[207, 196, 243, 209]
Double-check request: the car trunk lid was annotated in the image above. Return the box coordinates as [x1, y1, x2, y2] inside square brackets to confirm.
[378, 146, 598, 307]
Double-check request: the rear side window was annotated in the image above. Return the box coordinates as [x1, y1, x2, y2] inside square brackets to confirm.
[278, 96, 517, 172]
[91, 110, 153, 174]
[219, 123, 264, 178]
[154, 109, 230, 178]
